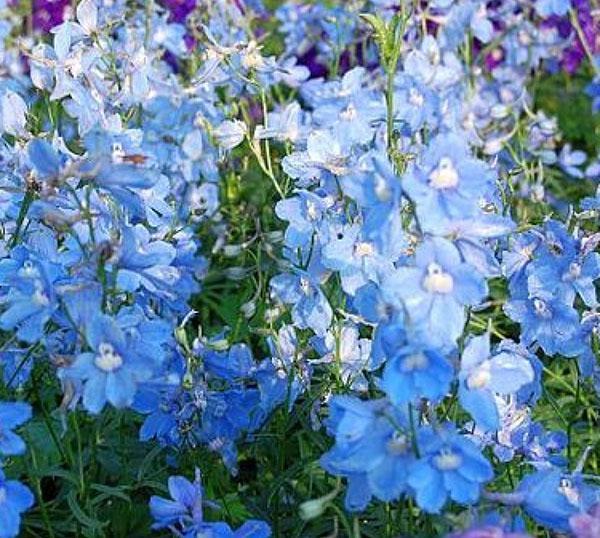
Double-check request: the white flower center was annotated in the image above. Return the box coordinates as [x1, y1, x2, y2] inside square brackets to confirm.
[533, 298, 551, 319]
[340, 103, 357, 121]
[564, 262, 581, 281]
[306, 200, 319, 221]
[19, 260, 40, 279]
[401, 352, 429, 372]
[32, 280, 50, 307]
[354, 242, 374, 257]
[559, 478, 580, 506]
[374, 176, 391, 202]
[429, 157, 459, 189]
[386, 432, 410, 455]
[467, 364, 491, 389]
[423, 263, 454, 294]
[409, 87, 424, 107]
[434, 448, 462, 471]
[95, 342, 124, 372]
[300, 277, 311, 295]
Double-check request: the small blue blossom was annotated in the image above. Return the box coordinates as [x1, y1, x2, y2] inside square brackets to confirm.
[150, 470, 271, 537]
[64, 314, 155, 414]
[0, 469, 34, 538]
[0, 402, 31, 456]
[459, 333, 534, 431]
[408, 424, 494, 513]
[382, 237, 487, 348]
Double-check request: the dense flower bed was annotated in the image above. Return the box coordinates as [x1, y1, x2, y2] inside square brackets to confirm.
[0, 0, 599, 536]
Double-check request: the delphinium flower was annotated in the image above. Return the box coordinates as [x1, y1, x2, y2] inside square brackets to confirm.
[380, 341, 453, 406]
[0, 402, 30, 456]
[458, 333, 534, 432]
[320, 396, 415, 510]
[517, 466, 600, 532]
[0, 468, 34, 538]
[381, 237, 488, 349]
[0, 401, 34, 538]
[503, 219, 596, 357]
[408, 423, 494, 513]
[402, 133, 498, 234]
[63, 313, 159, 414]
[150, 469, 271, 537]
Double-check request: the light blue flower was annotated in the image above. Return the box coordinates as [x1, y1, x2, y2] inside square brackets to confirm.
[382, 237, 487, 348]
[459, 333, 534, 432]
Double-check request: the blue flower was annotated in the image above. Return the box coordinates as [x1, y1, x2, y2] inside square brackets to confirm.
[381, 343, 453, 406]
[518, 468, 600, 532]
[0, 402, 31, 456]
[459, 333, 534, 432]
[275, 190, 331, 249]
[150, 470, 271, 537]
[270, 271, 332, 336]
[503, 296, 584, 357]
[0, 246, 63, 343]
[64, 314, 154, 414]
[408, 424, 494, 513]
[320, 396, 414, 510]
[381, 237, 487, 348]
[528, 251, 600, 308]
[0, 469, 34, 538]
[403, 133, 496, 234]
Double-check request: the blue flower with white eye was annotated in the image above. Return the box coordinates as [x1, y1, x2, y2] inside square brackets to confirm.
[393, 74, 438, 132]
[0, 246, 63, 343]
[518, 468, 600, 532]
[459, 333, 534, 432]
[64, 314, 154, 414]
[381, 237, 487, 349]
[528, 251, 600, 308]
[342, 152, 406, 261]
[320, 396, 414, 510]
[381, 343, 453, 406]
[321, 222, 390, 295]
[408, 424, 494, 513]
[0, 469, 34, 538]
[503, 295, 584, 357]
[403, 133, 496, 234]
[502, 231, 542, 297]
[275, 190, 331, 249]
[304, 128, 350, 176]
[0, 402, 31, 456]
[270, 271, 332, 336]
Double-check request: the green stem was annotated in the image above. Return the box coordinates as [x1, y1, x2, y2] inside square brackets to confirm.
[10, 189, 35, 248]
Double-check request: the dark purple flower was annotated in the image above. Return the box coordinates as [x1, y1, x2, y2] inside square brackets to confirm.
[32, 0, 70, 33]
[161, 0, 196, 24]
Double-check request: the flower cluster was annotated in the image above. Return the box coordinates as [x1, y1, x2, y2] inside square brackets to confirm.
[0, 0, 598, 536]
